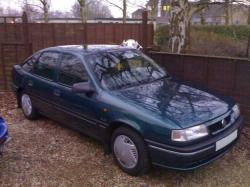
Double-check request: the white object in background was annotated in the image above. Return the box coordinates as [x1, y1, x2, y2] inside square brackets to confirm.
[122, 39, 143, 50]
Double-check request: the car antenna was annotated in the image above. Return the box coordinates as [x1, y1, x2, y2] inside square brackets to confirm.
[83, 44, 88, 50]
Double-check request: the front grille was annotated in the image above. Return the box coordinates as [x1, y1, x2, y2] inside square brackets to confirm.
[209, 115, 232, 135]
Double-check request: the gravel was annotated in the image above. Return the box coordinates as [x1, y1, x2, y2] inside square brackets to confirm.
[0, 92, 249, 187]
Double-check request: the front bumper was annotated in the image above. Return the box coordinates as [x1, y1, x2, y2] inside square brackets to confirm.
[146, 117, 244, 170]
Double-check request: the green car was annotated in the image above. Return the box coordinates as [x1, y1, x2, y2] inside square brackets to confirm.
[12, 45, 243, 176]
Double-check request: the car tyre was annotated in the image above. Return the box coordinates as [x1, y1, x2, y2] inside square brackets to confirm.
[21, 92, 38, 120]
[111, 127, 150, 176]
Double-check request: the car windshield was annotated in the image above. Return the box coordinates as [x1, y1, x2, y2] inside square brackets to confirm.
[85, 49, 167, 90]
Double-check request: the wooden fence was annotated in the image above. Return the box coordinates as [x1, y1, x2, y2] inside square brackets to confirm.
[0, 23, 154, 52]
[0, 12, 154, 90]
[149, 51, 250, 125]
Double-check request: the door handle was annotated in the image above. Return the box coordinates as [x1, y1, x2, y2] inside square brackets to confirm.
[53, 90, 61, 97]
[28, 80, 33, 87]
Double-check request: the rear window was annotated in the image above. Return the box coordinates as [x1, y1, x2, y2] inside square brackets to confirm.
[22, 52, 41, 72]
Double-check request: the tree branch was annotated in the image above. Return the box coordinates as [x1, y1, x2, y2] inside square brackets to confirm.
[24, 3, 43, 10]
[126, 1, 146, 9]
[104, 0, 123, 10]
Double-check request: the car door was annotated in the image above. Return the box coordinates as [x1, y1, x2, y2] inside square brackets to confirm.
[53, 53, 102, 138]
[27, 51, 60, 117]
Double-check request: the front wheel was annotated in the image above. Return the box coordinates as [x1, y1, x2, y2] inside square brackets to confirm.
[111, 127, 150, 176]
[21, 93, 38, 120]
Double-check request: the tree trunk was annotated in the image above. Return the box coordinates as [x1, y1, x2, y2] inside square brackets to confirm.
[248, 7, 250, 25]
[80, 6, 87, 23]
[150, 0, 158, 20]
[200, 10, 205, 25]
[225, 0, 229, 25]
[123, 0, 127, 24]
[185, 21, 191, 52]
[169, 0, 188, 53]
[169, 0, 206, 53]
[78, 0, 87, 23]
[230, 1, 233, 25]
[44, 6, 49, 23]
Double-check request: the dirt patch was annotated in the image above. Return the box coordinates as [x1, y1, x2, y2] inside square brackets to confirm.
[0, 92, 250, 187]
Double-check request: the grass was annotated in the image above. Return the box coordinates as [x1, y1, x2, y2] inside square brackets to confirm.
[0, 92, 250, 187]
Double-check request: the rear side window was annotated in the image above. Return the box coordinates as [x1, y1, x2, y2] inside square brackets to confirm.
[58, 54, 88, 86]
[33, 51, 60, 80]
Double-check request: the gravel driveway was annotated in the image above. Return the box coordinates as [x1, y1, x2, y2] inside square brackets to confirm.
[0, 92, 250, 187]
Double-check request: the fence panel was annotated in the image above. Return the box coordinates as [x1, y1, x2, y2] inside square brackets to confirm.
[0, 43, 30, 90]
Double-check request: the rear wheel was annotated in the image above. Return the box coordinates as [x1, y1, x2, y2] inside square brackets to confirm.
[111, 127, 150, 176]
[21, 93, 38, 120]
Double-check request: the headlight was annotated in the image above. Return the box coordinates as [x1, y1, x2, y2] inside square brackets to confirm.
[232, 104, 240, 121]
[172, 125, 209, 142]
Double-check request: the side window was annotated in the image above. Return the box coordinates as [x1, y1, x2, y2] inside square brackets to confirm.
[58, 54, 88, 86]
[22, 52, 41, 72]
[33, 51, 60, 80]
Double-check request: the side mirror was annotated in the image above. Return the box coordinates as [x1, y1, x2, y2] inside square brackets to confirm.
[72, 82, 95, 94]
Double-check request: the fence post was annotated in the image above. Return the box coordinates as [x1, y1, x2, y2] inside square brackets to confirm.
[3, 17, 7, 41]
[0, 44, 7, 90]
[246, 35, 250, 58]
[22, 12, 32, 57]
[142, 10, 148, 52]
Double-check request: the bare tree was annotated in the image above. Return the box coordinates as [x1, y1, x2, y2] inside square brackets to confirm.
[88, 1, 112, 18]
[72, 0, 112, 20]
[147, 0, 158, 20]
[200, 9, 205, 25]
[0, 1, 3, 15]
[104, 0, 146, 23]
[105, 0, 127, 23]
[224, 0, 234, 25]
[21, 0, 41, 21]
[3, 7, 21, 16]
[77, 0, 88, 23]
[169, 0, 207, 53]
[49, 10, 71, 19]
[38, 0, 50, 23]
[248, 6, 250, 25]
[22, 0, 51, 23]
[245, 0, 250, 25]
[0, 7, 3, 16]
[169, 0, 241, 53]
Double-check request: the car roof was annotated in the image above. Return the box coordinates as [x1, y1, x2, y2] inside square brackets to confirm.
[42, 44, 130, 54]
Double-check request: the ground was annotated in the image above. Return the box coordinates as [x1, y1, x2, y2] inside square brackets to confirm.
[0, 92, 250, 187]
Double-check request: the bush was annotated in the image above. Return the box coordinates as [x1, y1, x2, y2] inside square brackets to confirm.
[193, 25, 250, 40]
[191, 30, 247, 57]
[154, 26, 170, 47]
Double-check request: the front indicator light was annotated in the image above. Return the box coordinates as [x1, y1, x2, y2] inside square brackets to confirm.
[172, 125, 209, 142]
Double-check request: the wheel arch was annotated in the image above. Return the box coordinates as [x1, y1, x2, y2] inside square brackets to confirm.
[104, 119, 145, 153]
[16, 87, 24, 108]
[11, 84, 24, 108]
